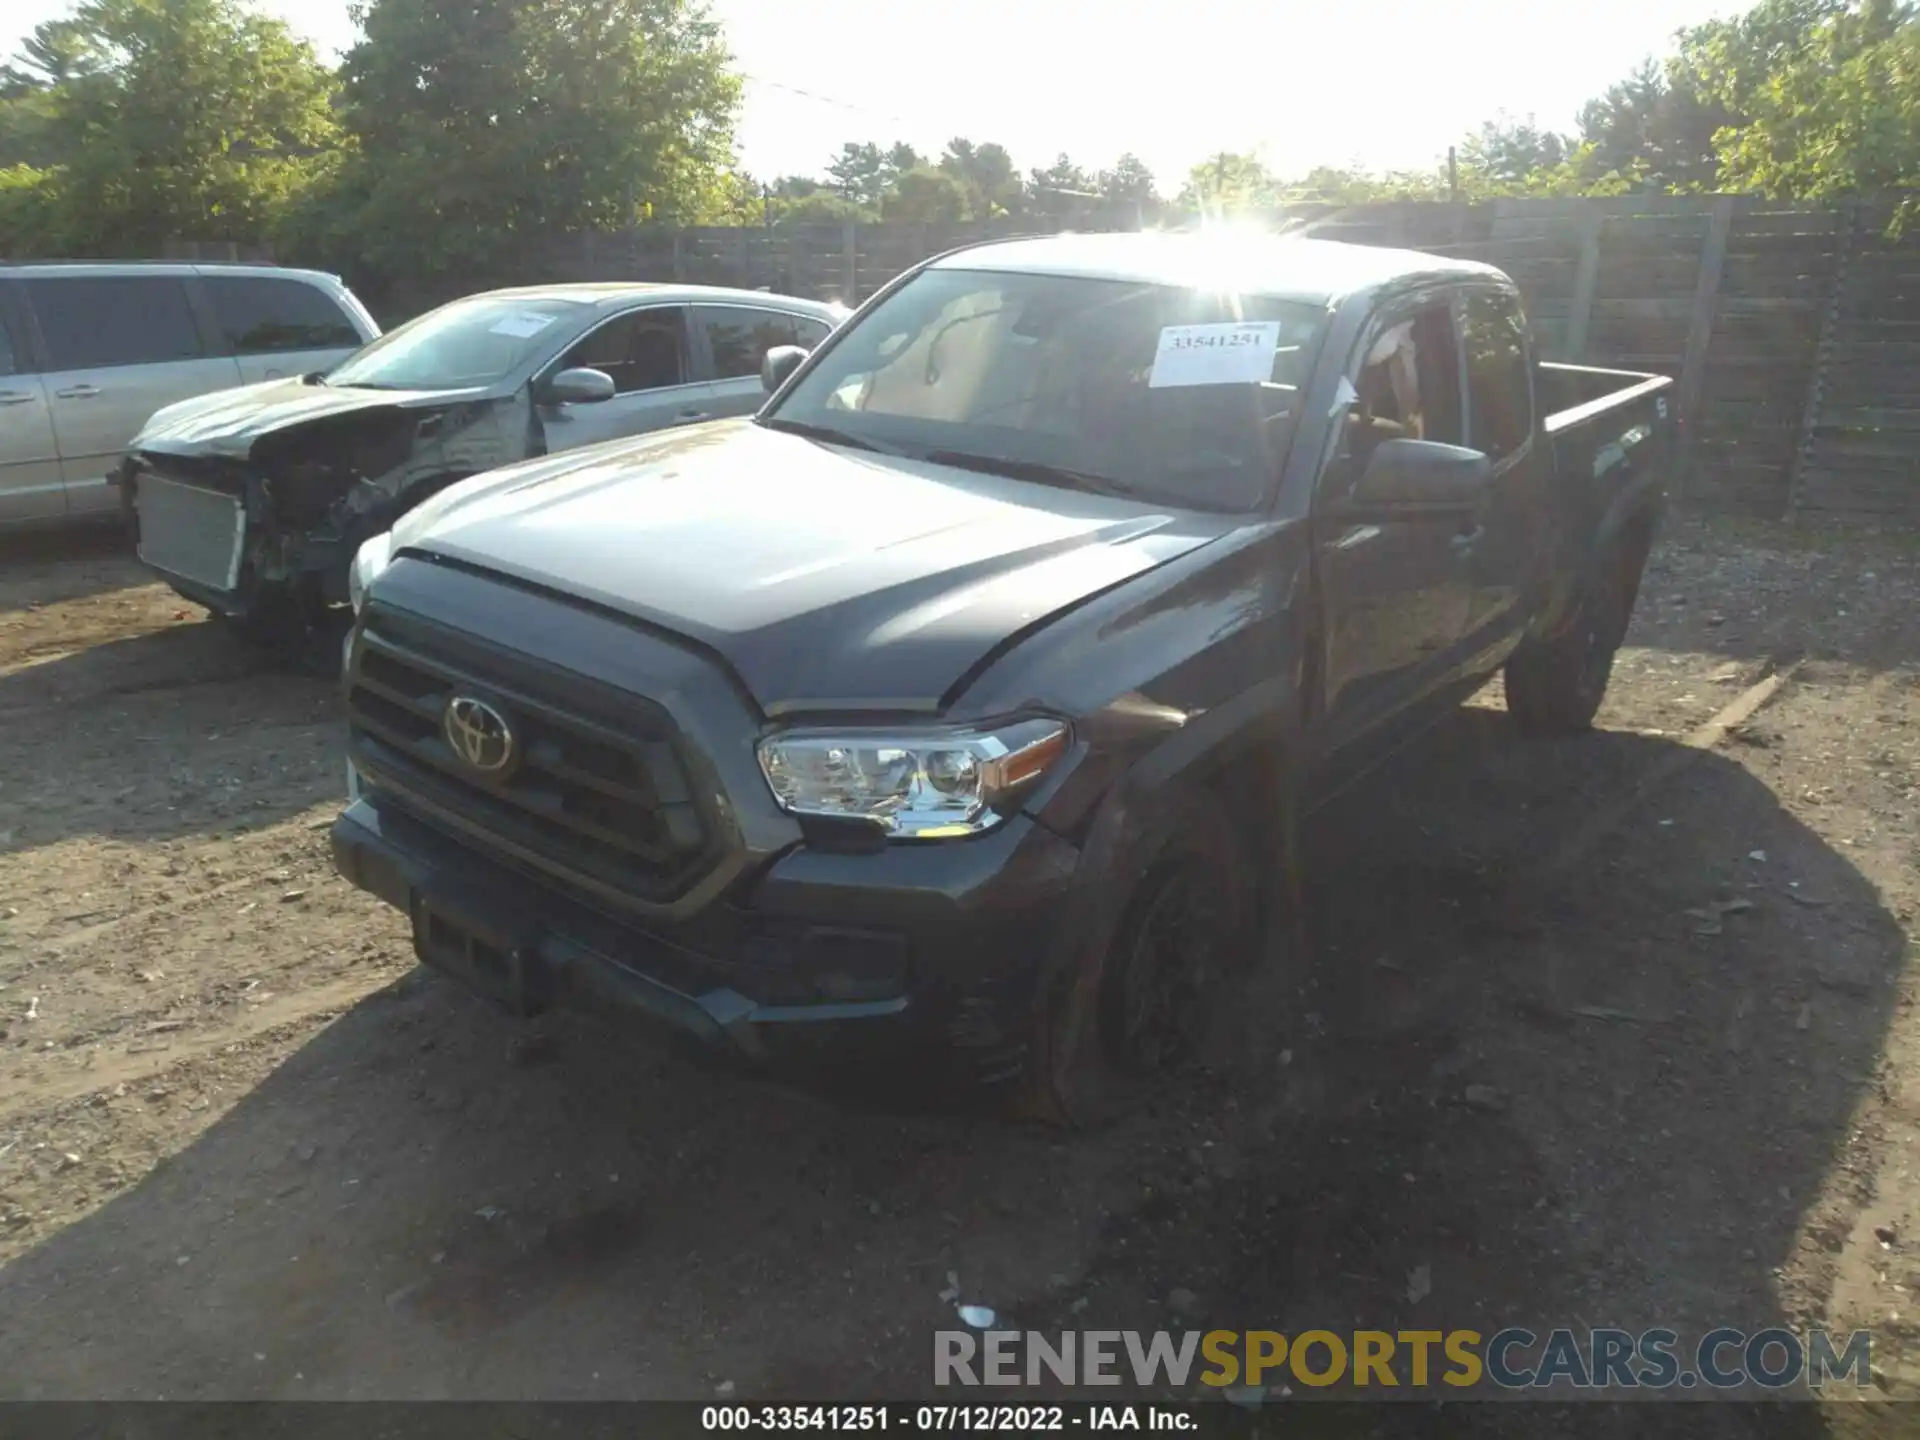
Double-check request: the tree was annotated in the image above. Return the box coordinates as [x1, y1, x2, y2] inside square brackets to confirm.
[1025, 153, 1093, 225]
[780, 190, 872, 224]
[1271, 164, 1446, 204]
[0, 15, 102, 170]
[1696, 0, 1920, 206]
[0, 0, 339, 255]
[826, 142, 885, 206]
[307, 0, 739, 281]
[1574, 57, 1732, 191]
[938, 138, 1021, 218]
[1455, 113, 1571, 191]
[881, 165, 969, 224]
[1096, 153, 1160, 217]
[1565, 0, 1902, 194]
[825, 139, 920, 209]
[1176, 152, 1276, 210]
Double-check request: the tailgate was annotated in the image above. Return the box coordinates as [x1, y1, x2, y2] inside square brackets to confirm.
[134, 472, 246, 593]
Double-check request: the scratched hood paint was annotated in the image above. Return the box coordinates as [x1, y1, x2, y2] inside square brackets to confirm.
[391, 421, 1230, 713]
[131, 376, 489, 460]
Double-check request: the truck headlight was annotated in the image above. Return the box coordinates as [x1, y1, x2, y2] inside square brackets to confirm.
[348, 532, 394, 615]
[756, 718, 1070, 838]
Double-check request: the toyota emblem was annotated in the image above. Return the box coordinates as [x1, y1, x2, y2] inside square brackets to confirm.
[443, 695, 516, 774]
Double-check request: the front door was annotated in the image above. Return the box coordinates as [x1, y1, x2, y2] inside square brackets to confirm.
[539, 304, 715, 453]
[1310, 291, 1483, 774]
[22, 274, 245, 518]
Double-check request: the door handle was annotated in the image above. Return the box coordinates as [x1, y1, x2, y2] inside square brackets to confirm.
[55, 384, 101, 400]
[1450, 523, 1485, 550]
[0, 390, 35, 407]
[676, 409, 711, 422]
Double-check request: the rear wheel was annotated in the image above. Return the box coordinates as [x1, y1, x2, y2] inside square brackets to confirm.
[1504, 536, 1642, 736]
[1018, 789, 1259, 1128]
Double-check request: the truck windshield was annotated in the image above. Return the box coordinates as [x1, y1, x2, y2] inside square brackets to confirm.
[326, 295, 589, 391]
[763, 268, 1328, 511]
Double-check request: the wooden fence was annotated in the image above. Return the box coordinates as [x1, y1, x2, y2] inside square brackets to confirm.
[306, 195, 1920, 524]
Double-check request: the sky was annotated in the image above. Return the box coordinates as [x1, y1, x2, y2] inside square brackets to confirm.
[4, 0, 1753, 190]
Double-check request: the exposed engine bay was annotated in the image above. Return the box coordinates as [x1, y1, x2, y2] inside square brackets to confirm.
[121, 380, 534, 656]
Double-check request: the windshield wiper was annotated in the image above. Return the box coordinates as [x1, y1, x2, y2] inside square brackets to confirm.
[920, 449, 1140, 499]
[760, 416, 896, 453]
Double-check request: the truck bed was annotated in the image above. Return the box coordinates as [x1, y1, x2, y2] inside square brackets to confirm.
[1533, 361, 1678, 631]
[1537, 361, 1672, 431]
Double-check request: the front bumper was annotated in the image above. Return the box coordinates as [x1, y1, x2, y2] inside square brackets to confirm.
[332, 789, 1083, 1083]
[120, 456, 367, 617]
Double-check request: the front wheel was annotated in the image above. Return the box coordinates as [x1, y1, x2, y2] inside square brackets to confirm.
[1504, 541, 1639, 737]
[1017, 790, 1259, 1128]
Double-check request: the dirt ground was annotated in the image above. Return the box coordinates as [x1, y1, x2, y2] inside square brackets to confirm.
[1, 514, 1918, 1431]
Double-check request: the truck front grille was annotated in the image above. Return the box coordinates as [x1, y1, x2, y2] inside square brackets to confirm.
[345, 608, 715, 908]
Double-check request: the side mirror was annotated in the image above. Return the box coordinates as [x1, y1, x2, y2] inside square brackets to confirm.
[544, 367, 615, 405]
[1352, 438, 1492, 508]
[762, 344, 809, 394]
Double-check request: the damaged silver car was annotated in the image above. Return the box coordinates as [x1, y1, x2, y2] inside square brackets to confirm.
[119, 281, 848, 655]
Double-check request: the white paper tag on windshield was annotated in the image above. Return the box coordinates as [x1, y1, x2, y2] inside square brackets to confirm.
[489, 312, 554, 339]
[1330, 375, 1359, 417]
[1148, 321, 1281, 389]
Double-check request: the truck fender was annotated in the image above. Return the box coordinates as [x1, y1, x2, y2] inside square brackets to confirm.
[1582, 480, 1663, 625]
[1592, 471, 1663, 567]
[1035, 673, 1303, 1003]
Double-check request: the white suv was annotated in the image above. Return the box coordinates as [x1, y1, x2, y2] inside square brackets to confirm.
[0, 261, 379, 531]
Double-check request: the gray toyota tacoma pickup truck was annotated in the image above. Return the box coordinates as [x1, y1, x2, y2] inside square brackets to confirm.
[331, 232, 1674, 1122]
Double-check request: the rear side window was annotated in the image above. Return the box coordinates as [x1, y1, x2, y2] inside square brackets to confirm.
[25, 276, 205, 370]
[1463, 289, 1532, 462]
[699, 306, 812, 380]
[205, 275, 362, 354]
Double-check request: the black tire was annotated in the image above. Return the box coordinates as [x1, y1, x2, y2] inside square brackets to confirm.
[1016, 789, 1259, 1129]
[1504, 539, 1639, 737]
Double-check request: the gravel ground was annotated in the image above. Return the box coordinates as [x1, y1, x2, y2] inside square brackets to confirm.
[0, 515, 1916, 1436]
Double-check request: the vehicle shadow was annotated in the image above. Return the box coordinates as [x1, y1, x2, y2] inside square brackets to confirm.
[0, 522, 141, 611]
[0, 618, 346, 847]
[0, 704, 1900, 1435]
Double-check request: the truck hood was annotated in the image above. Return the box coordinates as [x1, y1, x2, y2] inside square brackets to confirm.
[393, 421, 1230, 715]
[131, 376, 491, 461]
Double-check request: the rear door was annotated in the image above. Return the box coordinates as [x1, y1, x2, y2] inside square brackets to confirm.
[693, 304, 833, 418]
[0, 287, 63, 525]
[1310, 288, 1481, 766]
[200, 272, 371, 384]
[22, 273, 244, 517]
[538, 303, 714, 453]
